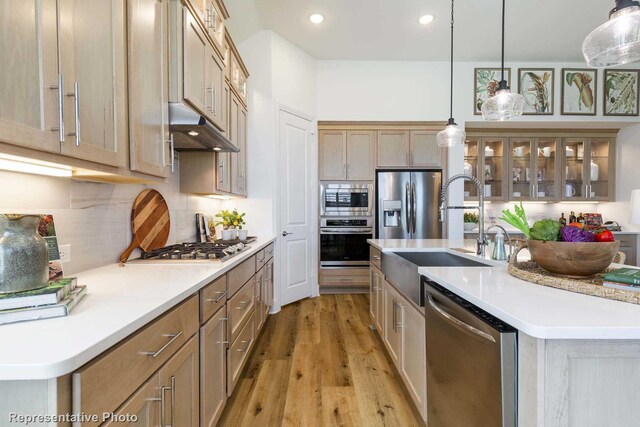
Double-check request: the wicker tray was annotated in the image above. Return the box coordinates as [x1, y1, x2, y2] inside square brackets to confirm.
[508, 261, 640, 305]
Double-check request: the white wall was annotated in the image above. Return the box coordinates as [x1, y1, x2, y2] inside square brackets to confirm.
[0, 157, 222, 274]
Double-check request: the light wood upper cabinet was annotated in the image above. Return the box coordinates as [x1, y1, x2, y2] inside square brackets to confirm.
[410, 131, 442, 167]
[346, 131, 375, 180]
[377, 130, 410, 167]
[128, 0, 170, 178]
[58, 0, 127, 167]
[0, 0, 60, 154]
[230, 91, 248, 196]
[319, 130, 347, 180]
[400, 300, 427, 419]
[103, 374, 161, 427]
[190, 0, 226, 56]
[159, 335, 200, 427]
[183, 9, 209, 120]
[206, 43, 226, 132]
[200, 308, 227, 427]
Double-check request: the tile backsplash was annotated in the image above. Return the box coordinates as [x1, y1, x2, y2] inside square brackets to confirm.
[0, 157, 222, 274]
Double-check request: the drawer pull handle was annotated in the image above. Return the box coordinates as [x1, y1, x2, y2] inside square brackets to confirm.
[371, 255, 381, 260]
[236, 300, 250, 310]
[206, 290, 228, 303]
[258, 257, 265, 262]
[339, 278, 353, 282]
[141, 331, 183, 358]
[236, 338, 252, 353]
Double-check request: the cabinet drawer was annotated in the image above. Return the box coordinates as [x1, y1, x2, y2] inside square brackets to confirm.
[256, 248, 266, 271]
[72, 295, 199, 424]
[617, 235, 635, 248]
[200, 275, 227, 323]
[319, 268, 370, 288]
[228, 255, 256, 296]
[228, 277, 255, 342]
[370, 246, 382, 269]
[264, 242, 275, 261]
[228, 311, 255, 395]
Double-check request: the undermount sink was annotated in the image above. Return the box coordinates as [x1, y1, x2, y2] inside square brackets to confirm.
[392, 251, 489, 267]
[381, 251, 490, 310]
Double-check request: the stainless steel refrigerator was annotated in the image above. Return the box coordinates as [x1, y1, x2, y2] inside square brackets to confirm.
[376, 171, 443, 239]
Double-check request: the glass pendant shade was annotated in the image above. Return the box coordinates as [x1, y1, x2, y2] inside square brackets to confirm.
[481, 86, 525, 121]
[583, 5, 640, 67]
[436, 120, 466, 147]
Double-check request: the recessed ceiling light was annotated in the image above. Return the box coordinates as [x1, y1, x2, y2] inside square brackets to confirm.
[309, 13, 324, 24]
[418, 14, 434, 25]
[213, 147, 222, 151]
[188, 131, 199, 136]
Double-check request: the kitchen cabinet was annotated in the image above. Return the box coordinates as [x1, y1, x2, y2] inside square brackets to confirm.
[255, 267, 265, 332]
[370, 265, 384, 333]
[158, 335, 200, 427]
[200, 307, 227, 427]
[377, 130, 410, 167]
[464, 137, 507, 201]
[103, 374, 160, 427]
[206, 44, 226, 132]
[410, 130, 443, 168]
[0, 0, 60, 154]
[562, 137, 615, 202]
[189, 0, 227, 57]
[228, 311, 255, 395]
[383, 280, 402, 367]
[230, 53, 249, 105]
[618, 235, 638, 266]
[265, 257, 274, 311]
[508, 137, 560, 202]
[216, 83, 232, 193]
[399, 299, 427, 419]
[230, 90, 248, 196]
[375, 130, 442, 168]
[58, 0, 127, 167]
[319, 130, 375, 181]
[128, 0, 170, 178]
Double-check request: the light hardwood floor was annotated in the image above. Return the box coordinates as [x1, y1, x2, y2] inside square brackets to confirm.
[218, 294, 424, 426]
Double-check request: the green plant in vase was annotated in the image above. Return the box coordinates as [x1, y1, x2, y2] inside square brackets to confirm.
[464, 212, 479, 231]
[215, 209, 247, 240]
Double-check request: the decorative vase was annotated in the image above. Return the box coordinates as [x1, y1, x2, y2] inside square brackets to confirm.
[229, 228, 238, 240]
[0, 215, 49, 294]
[221, 229, 233, 240]
[238, 229, 248, 241]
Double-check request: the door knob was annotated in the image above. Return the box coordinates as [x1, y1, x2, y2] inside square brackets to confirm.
[282, 231, 292, 237]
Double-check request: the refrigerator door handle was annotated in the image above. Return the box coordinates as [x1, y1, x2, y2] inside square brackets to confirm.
[405, 183, 411, 234]
[411, 182, 417, 234]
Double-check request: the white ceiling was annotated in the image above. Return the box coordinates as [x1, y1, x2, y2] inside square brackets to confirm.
[242, 0, 608, 62]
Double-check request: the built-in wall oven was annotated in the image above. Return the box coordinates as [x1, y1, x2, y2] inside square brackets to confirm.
[320, 183, 373, 217]
[320, 218, 373, 267]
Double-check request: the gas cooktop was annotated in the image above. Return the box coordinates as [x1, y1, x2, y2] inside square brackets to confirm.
[135, 242, 249, 262]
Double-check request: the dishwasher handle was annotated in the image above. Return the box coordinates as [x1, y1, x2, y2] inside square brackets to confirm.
[426, 292, 496, 344]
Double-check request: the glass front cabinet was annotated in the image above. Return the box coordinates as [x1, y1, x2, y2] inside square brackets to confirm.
[464, 134, 615, 203]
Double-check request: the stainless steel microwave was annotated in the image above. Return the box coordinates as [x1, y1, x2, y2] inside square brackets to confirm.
[320, 183, 373, 217]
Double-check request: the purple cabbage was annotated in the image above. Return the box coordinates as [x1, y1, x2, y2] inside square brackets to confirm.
[561, 226, 596, 242]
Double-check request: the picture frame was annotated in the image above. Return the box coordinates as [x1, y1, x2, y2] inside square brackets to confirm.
[518, 68, 554, 115]
[604, 69, 640, 116]
[561, 68, 597, 116]
[474, 68, 511, 115]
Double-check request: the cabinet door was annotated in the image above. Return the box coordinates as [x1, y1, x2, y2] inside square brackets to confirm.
[400, 300, 427, 419]
[206, 44, 225, 131]
[159, 335, 199, 427]
[346, 131, 375, 180]
[369, 268, 378, 326]
[237, 106, 248, 196]
[375, 271, 384, 333]
[509, 138, 534, 201]
[128, 0, 169, 177]
[410, 131, 442, 167]
[103, 374, 160, 427]
[58, 0, 127, 167]
[216, 83, 232, 193]
[377, 130, 409, 167]
[383, 281, 401, 367]
[480, 137, 507, 201]
[255, 269, 264, 333]
[534, 138, 560, 201]
[561, 138, 587, 200]
[183, 9, 209, 117]
[266, 258, 274, 310]
[205, 0, 225, 55]
[229, 92, 242, 195]
[463, 139, 480, 201]
[319, 130, 347, 180]
[0, 0, 60, 153]
[201, 309, 227, 427]
[587, 138, 614, 201]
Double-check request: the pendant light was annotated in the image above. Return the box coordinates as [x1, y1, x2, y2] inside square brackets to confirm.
[583, 0, 640, 68]
[436, 0, 466, 147]
[481, 0, 524, 121]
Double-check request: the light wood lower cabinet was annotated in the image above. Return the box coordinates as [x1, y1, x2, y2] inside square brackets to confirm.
[227, 311, 255, 395]
[103, 374, 160, 427]
[255, 267, 265, 332]
[200, 307, 227, 427]
[383, 280, 402, 366]
[370, 265, 384, 333]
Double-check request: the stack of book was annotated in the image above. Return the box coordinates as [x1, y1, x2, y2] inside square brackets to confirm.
[603, 268, 640, 292]
[0, 278, 87, 325]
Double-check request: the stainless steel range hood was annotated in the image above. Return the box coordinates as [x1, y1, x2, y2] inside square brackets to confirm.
[169, 103, 239, 152]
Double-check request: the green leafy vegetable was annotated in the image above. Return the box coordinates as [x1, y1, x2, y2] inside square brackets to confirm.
[499, 202, 530, 238]
[464, 212, 479, 223]
[530, 219, 562, 241]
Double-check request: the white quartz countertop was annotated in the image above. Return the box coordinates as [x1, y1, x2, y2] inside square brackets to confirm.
[0, 236, 276, 380]
[369, 239, 640, 340]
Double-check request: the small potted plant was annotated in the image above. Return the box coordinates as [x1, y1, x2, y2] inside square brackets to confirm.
[464, 212, 479, 231]
[215, 209, 246, 240]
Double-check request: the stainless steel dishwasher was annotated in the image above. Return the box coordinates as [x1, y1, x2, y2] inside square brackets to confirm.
[423, 279, 517, 427]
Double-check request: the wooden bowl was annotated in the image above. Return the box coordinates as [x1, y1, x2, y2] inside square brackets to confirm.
[527, 240, 620, 277]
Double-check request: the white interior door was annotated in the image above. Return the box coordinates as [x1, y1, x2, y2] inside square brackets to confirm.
[278, 109, 316, 306]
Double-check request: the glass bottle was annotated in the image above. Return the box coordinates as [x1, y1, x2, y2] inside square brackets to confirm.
[569, 211, 577, 224]
[559, 213, 567, 226]
[578, 213, 585, 224]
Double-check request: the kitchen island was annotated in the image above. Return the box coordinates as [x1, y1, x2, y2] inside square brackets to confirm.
[370, 239, 640, 427]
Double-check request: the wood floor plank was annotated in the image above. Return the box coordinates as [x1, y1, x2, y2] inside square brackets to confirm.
[321, 386, 364, 427]
[238, 359, 291, 426]
[281, 343, 322, 426]
[296, 297, 321, 345]
[319, 309, 352, 387]
[335, 295, 378, 355]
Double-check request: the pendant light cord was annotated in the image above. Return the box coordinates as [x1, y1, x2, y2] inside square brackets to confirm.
[501, 0, 505, 83]
[449, 0, 455, 120]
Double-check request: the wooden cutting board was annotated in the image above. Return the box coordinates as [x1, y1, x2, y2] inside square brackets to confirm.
[119, 189, 170, 263]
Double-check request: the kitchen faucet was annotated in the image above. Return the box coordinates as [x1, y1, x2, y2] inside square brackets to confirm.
[440, 174, 489, 256]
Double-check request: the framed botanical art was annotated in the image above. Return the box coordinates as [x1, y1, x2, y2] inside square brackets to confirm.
[518, 68, 554, 115]
[474, 68, 511, 115]
[604, 69, 639, 116]
[561, 68, 597, 115]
